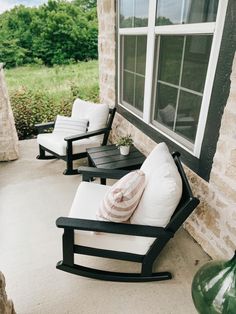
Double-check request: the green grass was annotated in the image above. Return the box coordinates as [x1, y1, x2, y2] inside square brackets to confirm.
[5, 60, 99, 102]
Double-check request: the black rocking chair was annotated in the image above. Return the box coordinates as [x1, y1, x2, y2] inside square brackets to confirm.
[35, 98, 116, 175]
[56, 150, 199, 282]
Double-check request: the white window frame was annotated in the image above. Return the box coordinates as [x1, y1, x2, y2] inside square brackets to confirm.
[118, 0, 229, 157]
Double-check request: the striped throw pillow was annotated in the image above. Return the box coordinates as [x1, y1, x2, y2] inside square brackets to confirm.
[53, 115, 88, 135]
[97, 170, 146, 222]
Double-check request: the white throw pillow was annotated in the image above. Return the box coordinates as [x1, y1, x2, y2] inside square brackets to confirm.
[53, 115, 88, 136]
[97, 170, 146, 223]
[130, 143, 182, 227]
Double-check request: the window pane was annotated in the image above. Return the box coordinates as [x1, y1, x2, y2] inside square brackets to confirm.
[123, 71, 135, 105]
[135, 75, 145, 112]
[136, 36, 147, 75]
[184, 0, 219, 23]
[120, 0, 133, 28]
[181, 35, 212, 93]
[120, 0, 149, 28]
[158, 36, 184, 85]
[123, 36, 136, 72]
[120, 35, 147, 114]
[156, 0, 183, 25]
[156, 0, 219, 25]
[134, 0, 149, 27]
[175, 91, 202, 143]
[152, 33, 212, 147]
[154, 83, 178, 130]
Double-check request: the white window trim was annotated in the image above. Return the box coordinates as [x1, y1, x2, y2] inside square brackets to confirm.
[193, 0, 229, 157]
[154, 22, 215, 35]
[118, 0, 229, 158]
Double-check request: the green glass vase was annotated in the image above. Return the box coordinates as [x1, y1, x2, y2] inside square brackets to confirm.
[192, 251, 236, 314]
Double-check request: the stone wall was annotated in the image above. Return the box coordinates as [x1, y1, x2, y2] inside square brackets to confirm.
[0, 64, 19, 161]
[97, 0, 236, 259]
[185, 55, 236, 259]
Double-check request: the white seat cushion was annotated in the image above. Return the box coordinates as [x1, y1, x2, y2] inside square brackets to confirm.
[130, 142, 182, 227]
[69, 182, 155, 255]
[71, 98, 109, 142]
[37, 133, 100, 156]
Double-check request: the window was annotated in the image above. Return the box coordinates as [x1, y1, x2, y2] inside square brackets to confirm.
[118, 0, 228, 157]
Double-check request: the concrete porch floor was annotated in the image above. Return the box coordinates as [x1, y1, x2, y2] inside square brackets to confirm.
[0, 139, 210, 314]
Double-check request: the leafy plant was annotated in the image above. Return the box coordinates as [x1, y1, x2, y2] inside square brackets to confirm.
[115, 135, 133, 147]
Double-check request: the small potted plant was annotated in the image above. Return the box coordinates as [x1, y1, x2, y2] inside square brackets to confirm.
[116, 135, 133, 156]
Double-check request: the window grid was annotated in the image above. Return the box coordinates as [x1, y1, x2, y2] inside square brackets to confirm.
[157, 80, 203, 97]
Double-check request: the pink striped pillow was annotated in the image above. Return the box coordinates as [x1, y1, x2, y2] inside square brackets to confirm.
[97, 170, 146, 222]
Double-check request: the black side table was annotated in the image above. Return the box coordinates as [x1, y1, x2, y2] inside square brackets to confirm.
[86, 145, 146, 184]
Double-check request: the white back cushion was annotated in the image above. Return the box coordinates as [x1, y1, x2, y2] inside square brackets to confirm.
[53, 115, 88, 136]
[71, 98, 109, 132]
[130, 142, 182, 227]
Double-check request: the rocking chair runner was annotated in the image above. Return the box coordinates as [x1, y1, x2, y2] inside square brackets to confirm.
[56, 144, 199, 282]
[35, 98, 116, 175]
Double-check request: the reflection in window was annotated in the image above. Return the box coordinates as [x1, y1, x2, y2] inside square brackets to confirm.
[182, 36, 212, 93]
[154, 84, 178, 130]
[158, 36, 183, 85]
[153, 35, 212, 144]
[175, 91, 201, 142]
[120, 35, 147, 115]
[120, 0, 149, 28]
[156, 0, 219, 26]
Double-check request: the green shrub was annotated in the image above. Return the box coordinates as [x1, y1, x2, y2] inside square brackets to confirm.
[10, 88, 73, 139]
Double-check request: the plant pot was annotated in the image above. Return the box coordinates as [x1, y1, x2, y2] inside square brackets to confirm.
[192, 251, 236, 314]
[120, 146, 130, 156]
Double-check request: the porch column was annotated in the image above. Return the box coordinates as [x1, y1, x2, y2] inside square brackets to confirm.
[0, 63, 19, 161]
[97, 0, 116, 107]
[0, 271, 15, 314]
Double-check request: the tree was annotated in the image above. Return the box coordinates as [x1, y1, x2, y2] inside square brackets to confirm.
[0, 0, 98, 68]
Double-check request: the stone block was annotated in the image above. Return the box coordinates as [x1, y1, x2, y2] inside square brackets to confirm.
[223, 236, 236, 252]
[210, 172, 236, 202]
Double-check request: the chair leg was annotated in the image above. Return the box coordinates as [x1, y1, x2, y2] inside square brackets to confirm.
[141, 240, 172, 281]
[36, 145, 57, 160]
[62, 228, 74, 266]
[63, 158, 77, 175]
[36, 145, 45, 159]
[63, 142, 78, 175]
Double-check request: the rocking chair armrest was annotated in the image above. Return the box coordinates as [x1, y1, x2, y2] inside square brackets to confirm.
[56, 217, 174, 238]
[64, 127, 109, 142]
[35, 121, 55, 133]
[78, 166, 130, 180]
